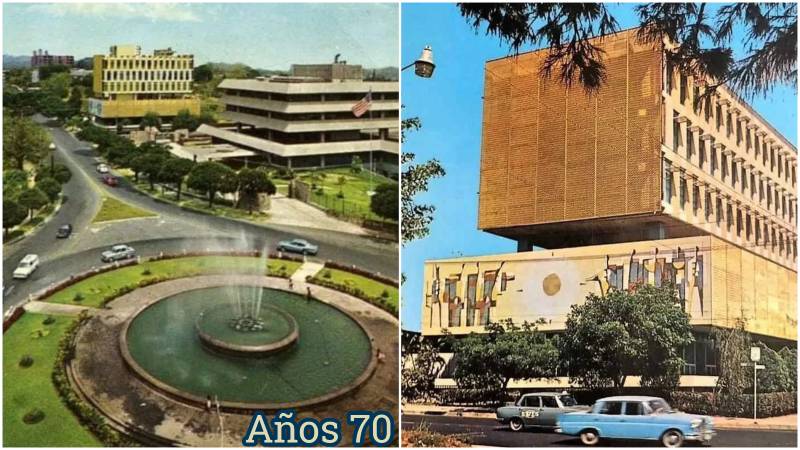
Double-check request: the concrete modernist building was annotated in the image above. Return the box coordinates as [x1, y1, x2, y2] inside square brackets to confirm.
[422, 29, 797, 389]
[198, 62, 399, 174]
[31, 49, 74, 67]
[88, 45, 200, 128]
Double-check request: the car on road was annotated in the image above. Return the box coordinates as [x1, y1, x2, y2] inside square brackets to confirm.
[101, 174, 119, 187]
[277, 238, 319, 255]
[101, 244, 136, 263]
[497, 392, 589, 431]
[96, 163, 110, 174]
[13, 254, 40, 279]
[556, 396, 715, 447]
[56, 224, 73, 239]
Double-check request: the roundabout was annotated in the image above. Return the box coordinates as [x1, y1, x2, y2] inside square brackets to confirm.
[66, 274, 397, 446]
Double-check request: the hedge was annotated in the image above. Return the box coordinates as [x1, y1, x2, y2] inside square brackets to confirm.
[51, 312, 139, 446]
[670, 391, 797, 418]
[306, 275, 398, 317]
[323, 260, 398, 287]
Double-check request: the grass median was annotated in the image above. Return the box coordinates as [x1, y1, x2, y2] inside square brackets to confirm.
[316, 267, 398, 311]
[46, 256, 302, 308]
[92, 195, 157, 223]
[3, 313, 101, 447]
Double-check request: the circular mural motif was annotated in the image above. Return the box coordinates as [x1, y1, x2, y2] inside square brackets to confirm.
[542, 273, 561, 296]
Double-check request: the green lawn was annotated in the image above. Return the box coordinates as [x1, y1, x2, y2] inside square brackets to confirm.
[296, 167, 396, 222]
[47, 256, 302, 308]
[92, 195, 157, 223]
[316, 267, 398, 310]
[3, 313, 101, 447]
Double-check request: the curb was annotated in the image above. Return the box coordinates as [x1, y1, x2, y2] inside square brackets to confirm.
[3, 196, 65, 247]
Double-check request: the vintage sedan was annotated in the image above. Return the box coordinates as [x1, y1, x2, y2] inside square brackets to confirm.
[556, 396, 715, 447]
[277, 238, 319, 256]
[497, 392, 589, 431]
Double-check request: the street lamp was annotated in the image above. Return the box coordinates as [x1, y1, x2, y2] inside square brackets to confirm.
[49, 143, 56, 176]
[402, 45, 435, 78]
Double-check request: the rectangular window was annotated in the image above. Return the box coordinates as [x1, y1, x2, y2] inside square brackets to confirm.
[710, 144, 718, 174]
[736, 210, 743, 236]
[673, 112, 681, 150]
[736, 121, 742, 146]
[705, 191, 712, 221]
[746, 128, 752, 151]
[680, 177, 687, 207]
[663, 160, 673, 203]
[727, 205, 733, 231]
[726, 113, 733, 137]
[716, 199, 723, 226]
[746, 215, 751, 240]
[680, 74, 688, 104]
[686, 126, 694, 159]
[692, 184, 699, 213]
[716, 104, 722, 130]
[731, 161, 738, 189]
[741, 166, 747, 193]
[699, 138, 706, 168]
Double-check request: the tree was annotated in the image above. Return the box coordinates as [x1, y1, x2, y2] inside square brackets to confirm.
[401, 335, 445, 402]
[106, 141, 137, 166]
[3, 169, 29, 199]
[459, 3, 796, 98]
[236, 168, 276, 214]
[370, 182, 398, 221]
[141, 111, 161, 130]
[3, 115, 51, 170]
[172, 109, 199, 131]
[187, 161, 237, 207]
[158, 158, 195, 201]
[36, 178, 62, 202]
[3, 200, 26, 235]
[559, 284, 694, 393]
[193, 63, 214, 82]
[138, 153, 169, 191]
[37, 64, 70, 81]
[401, 116, 445, 245]
[350, 155, 363, 173]
[17, 188, 49, 218]
[41, 72, 72, 99]
[451, 319, 558, 398]
[712, 320, 751, 415]
[67, 86, 83, 113]
[756, 343, 797, 393]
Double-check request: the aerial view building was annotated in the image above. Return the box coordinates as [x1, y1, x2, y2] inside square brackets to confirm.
[198, 60, 399, 174]
[87, 44, 200, 129]
[31, 49, 74, 67]
[421, 28, 797, 390]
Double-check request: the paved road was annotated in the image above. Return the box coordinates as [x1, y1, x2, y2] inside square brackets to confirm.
[3, 121, 398, 312]
[402, 415, 798, 447]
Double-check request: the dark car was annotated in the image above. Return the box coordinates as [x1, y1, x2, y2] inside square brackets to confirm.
[101, 175, 119, 187]
[56, 224, 73, 239]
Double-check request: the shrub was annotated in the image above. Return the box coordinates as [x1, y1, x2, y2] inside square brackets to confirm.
[670, 391, 797, 418]
[42, 316, 56, 325]
[72, 292, 84, 302]
[22, 409, 45, 424]
[322, 270, 332, 279]
[381, 289, 390, 298]
[19, 355, 34, 368]
[141, 268, 152, 276]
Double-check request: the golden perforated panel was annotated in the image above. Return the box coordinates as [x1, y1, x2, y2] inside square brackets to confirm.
[478, 29, 663, 231]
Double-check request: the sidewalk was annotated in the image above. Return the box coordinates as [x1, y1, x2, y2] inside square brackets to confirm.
[402, 404, 797, 431]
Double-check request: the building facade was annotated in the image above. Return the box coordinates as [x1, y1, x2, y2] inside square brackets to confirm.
[198, 62, 399, 174]
[31, 49, 74, 67]
[88, 45, 200, 128]
[422, 29, 797, 390]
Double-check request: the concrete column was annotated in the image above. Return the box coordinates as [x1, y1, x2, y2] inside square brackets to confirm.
[678, 117, 690, 159]
[700, 133, 713, 171]
[320, 154, 326, 168]
[676, 168, 687, 214]
[707, 188, 718, 229]
[711, 142, 724, 178]
[687, 175, 699, 223]
[733, 156, 744, 192]
[689, 125, 701, 166]
[722, 148, 734, 184]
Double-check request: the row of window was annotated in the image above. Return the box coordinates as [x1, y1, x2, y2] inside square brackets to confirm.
[223, 89, 399, 102]
[101, 81, 191, 93]
[672, 115, 795, 225]
[102, 70, 192, 82]
[102, 57, 192, 70]
[225, 104, 399, 120]
[667, 66, 796, 189]
[663, 161, 797, 261]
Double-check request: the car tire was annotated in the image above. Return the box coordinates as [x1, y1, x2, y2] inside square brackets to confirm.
[509, 418, 524, 432]
[579, 429, 600, 446]
[661, 429, 684, 448]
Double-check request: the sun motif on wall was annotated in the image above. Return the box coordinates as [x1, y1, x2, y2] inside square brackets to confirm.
[542, 273, 561, 296]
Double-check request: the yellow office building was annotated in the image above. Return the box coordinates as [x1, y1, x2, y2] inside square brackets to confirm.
[88, 45, 200, 128]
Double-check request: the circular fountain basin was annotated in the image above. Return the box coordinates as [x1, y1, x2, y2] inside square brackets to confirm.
[195, 304, 299, 356]
[121, 285, 374, 410]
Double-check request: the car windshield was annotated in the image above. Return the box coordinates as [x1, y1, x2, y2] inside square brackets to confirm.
[18, 262, 31, 268]
[559, 395, 577, 406]
[647, 399, 673, 414]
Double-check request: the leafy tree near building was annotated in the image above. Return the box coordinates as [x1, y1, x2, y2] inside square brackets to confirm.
[41, 72, 72, 99]
[36, 178, 62, 202]
[350, 155, 363, 174]
[137, 152, 170, 191]
[402, 335, 445, 402]
[37, 64, 70, 81]
[451, 319, 558, 398]
[17, 188, 49, 219]
[559, 284, 694, 393]
[401, 116, 445, 245]
[172, 109, 199, 131]
[3, 169, 29, 199]
[106, 140, 137, 166]
[187, 161, 238, 207]
[141, 111, 161, 130]
[236, 168, 276, 214]
[193, 63, 214, 83]
[3, 200, 26, 235]
[370, 182, 399, 221]
[3, 115, 50, 170]
[158, 158, 195, 202]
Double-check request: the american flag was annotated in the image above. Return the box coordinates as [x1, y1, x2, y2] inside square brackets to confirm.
[351, 89, 372, 118]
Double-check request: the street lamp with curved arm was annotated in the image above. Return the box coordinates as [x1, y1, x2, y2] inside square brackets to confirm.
[402, 45, 435, 78]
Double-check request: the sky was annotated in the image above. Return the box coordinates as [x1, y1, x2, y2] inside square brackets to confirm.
[2, 3, 398, 69]
[400, 3, 798, 332]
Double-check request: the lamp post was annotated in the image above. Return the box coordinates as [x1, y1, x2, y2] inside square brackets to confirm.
[49, 143, 56, 176]
[402, 45, 436, 78]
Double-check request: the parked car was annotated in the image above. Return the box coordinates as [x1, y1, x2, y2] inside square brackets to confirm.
[101, 244, 136, 263]
[101, 175, 119, 187]
[497, 392, 589, 431]
[277, 238, 319, 255]
[96, 163, 110, 174]
[56, 224, 73, 239]
[13, 254, 40, 279]
[556, 396, 715, 448]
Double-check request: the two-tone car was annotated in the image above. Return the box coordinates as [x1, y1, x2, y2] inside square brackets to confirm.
[277, 238, 319, 256]
[496, 392, 589, 431]
[556, 396, 715, 447]
[101, 244, 137, 263]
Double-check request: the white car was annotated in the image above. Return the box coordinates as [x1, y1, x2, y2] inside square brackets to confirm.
[13, 254, 40, 279]
[96, 163, 110, 174]
[101, 244, 136, 262]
